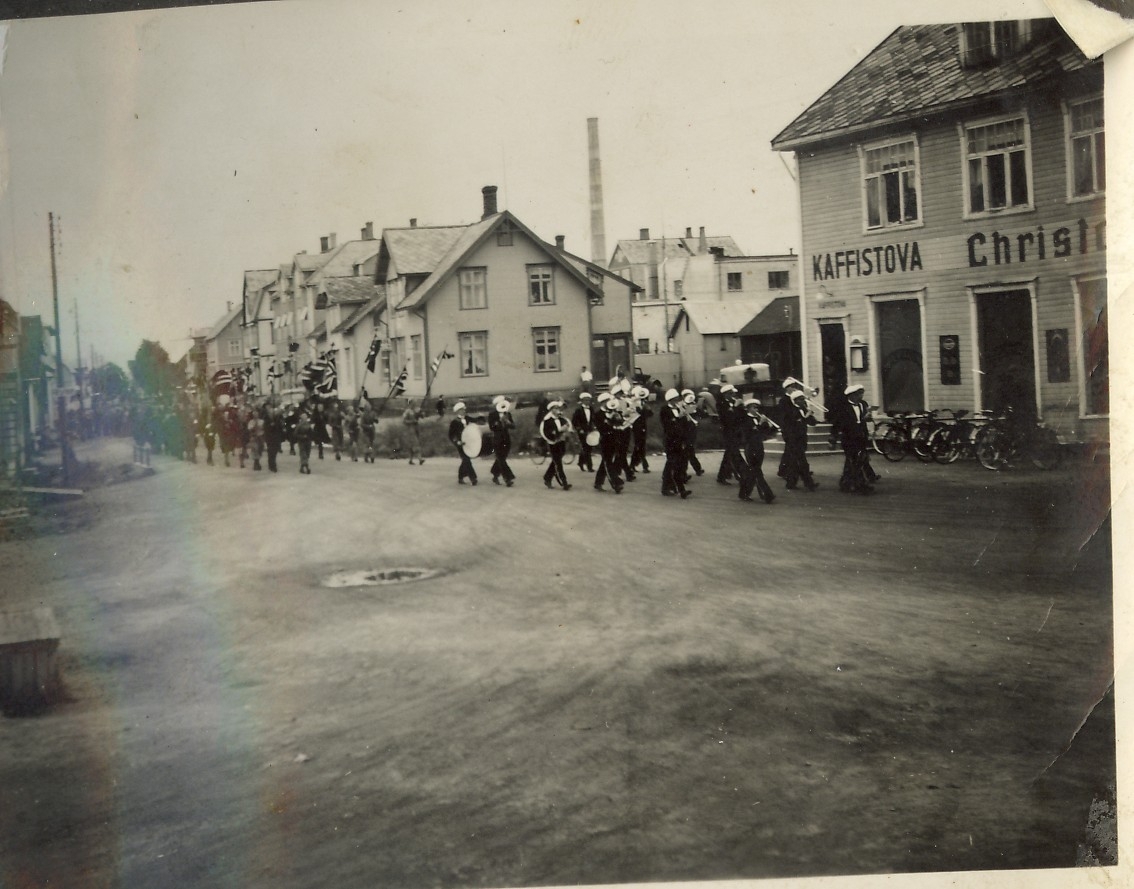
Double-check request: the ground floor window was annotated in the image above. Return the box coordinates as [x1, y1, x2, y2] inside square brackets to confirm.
[1076, 278, 1108, 415]
[533, 327, 560, 372]
[874, 298, 923, 413]
[411, 335, 423, 380]
[459, 331, 488, 377]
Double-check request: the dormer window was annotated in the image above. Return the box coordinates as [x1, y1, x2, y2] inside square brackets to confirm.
[960, 20, 1032, 67]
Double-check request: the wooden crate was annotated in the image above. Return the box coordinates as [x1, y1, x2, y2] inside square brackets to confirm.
[0, 607, 61, 710]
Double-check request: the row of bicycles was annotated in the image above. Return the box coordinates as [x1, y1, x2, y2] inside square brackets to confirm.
[869, 408, 1064, 471]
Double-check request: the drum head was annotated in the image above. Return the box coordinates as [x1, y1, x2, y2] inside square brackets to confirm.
[585, 430, 601, 447]
[460, 421, 483, 456]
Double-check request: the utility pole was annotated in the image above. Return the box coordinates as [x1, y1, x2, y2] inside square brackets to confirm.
[74, 299, 83, 412]
[49, 212, 69, 485]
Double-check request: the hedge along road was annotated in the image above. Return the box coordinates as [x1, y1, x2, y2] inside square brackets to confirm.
[0, 438, 1116, 889]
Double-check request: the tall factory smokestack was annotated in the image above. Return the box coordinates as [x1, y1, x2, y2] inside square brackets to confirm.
[587, 118, 607, 268]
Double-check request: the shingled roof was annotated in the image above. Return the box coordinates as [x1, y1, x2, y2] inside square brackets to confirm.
[381, 226, 468, 277]
[613, 235, 742, 266]
[321, 276, 381, 306]
[771, 20, 1095, 151]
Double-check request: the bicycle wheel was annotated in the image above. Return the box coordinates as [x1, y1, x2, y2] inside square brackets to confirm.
[912, 423, 936, 463]
[1030, 427, 1064, 470]
[976, 429, 1008, 471]
[930, 427, 960, 464]
[563, 436, 577, 465]
[879, 426, 907, 462]
[871, 421, 892, 455]
[528, 438, 547, 465]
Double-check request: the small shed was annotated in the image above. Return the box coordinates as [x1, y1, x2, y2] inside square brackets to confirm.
[0, 606, 61, 711]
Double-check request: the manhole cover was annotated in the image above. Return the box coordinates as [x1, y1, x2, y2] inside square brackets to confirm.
[321, 568, 441, 588]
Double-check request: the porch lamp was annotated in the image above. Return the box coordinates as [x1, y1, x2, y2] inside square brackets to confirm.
[849, 337, 869, 372]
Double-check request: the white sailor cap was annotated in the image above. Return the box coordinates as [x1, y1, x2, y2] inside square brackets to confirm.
[782, 377, 803, 391]
[579, 391, 593, 399]
[492, 394, 506, 404]
[719, 384, 737, 394]
[844, 384, 865, 396]
[742, 395, 761, 408]
[631, 386, 649, 399]
[596, 391, 612, 404]
[683, 392, 696, 404]
[453, 401, 467, 412]
[547, 399, 564, 409]
[664, 388, 681, 402]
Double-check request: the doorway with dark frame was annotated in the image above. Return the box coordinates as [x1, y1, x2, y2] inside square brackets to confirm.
[976, 289, 1036, 418]
[819, 322, 847, 408]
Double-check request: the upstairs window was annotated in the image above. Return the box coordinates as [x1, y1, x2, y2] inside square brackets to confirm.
[768, 270, 789, 290]
[1067, 96, 1105, 198]
[458, 268, 487, 310]
[862, 138, 920, 229]
[963, 116, 1031, 215]
[528, 266, 555, 305]
[727, 272, 742, 292]
[960, 20, 1032, 67]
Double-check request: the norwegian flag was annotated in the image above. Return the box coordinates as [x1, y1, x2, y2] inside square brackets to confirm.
[429, 349, 454, 376]
[391, 369, 408, 396]
[211, 368, 235, 396]
[314, 353, 338, 397]
[365, 337, 382, 373]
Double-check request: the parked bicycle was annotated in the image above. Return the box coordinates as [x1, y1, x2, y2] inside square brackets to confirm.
[974, 410, 1063, 471]
[527, 431, 578, 466]
[875, 411, 935, 462]
[927, 409, 993, 464]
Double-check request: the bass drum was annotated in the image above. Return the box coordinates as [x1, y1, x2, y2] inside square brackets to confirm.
[460, 421, 484, 458]
[585, 430, 601, 447]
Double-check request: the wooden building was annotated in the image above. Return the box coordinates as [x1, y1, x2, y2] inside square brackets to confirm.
[772, 20, 1106, 441]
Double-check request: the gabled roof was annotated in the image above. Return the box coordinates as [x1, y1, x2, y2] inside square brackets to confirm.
[243, 269, 278, 322]
[294, 252, 331, 274]
[739, 295, 800, 336]
[379, 225, 468, 279]
[321, 276, 382, 306]
[612, 235, 743, 267]
[552, 246, 643, 292]
[315, 240, 382, 278]
[307, 321, 327, 341]
[772, 20, 1094, 150]
[397, 211, 600, 312]
[333, 288, 388, 335]
[669, 297, 780, 338]
[206, 303, 243, 341]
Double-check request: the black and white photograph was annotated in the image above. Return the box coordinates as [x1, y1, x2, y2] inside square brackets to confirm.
[0, 1, 1128, 887]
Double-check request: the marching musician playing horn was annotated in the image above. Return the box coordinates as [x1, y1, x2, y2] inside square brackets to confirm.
[571, 391, 597, 473]
[715, 384, 743, 485]
[488, 395, 516, 487]
[659, 388, 692, 499]
[738, 395, 778, 504]
[448, 401, 478, 486]
[680, 388, 704, 479]
[629, 385, 653, 475]
[540, 400, 572, 491]
[778, 382, 820, 492]
[592, 392, 624, 494]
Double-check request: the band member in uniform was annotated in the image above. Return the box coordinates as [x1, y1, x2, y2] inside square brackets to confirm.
[715, 384, 743, 484]
[326, 399, 344, 461]
[659, 388, 692, 498]
[738, 395, 777, 503]
[201, 418, 217, 466]
[571, 391, 597, 472]
[540, 400, 572, 490]
[629, 385, 652, 475]
[264, 403, 285, 472]
[592, 392, 624, 494]
[448, 401, 478, 485]
[829, 383, 875, 493]
[402, 402, 425, 465]
[610, 389, 636, 482]
[681, 389, 704, 478]
[247, 405, 265, 471]
[488, 395, 516, 486]
[779, 385, 819, 491]
[359, 401, 378, 463]
[295, 408, 315, 474]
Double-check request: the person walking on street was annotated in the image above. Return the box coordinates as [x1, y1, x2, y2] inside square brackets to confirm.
[572, 392, 597, 473]
[540, 400, 572, 491]
[715, 384, 742, 485]
[488, 395, 516, 486]
[829, 383, 875, 494]
[402, 403, 425, 465]
[660, 388, 692, 499]
[738, 396, 777, 503]
[448, 401, 478, 485]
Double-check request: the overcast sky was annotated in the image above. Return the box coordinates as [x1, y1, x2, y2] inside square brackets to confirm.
[0, 0, 1090, 368]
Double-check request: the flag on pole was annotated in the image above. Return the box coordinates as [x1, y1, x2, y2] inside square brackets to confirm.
[315, 353, 338, 396]
[392, 369, 408, 396]
[430, 349, 454, 376]
[365, 337, 382, 373]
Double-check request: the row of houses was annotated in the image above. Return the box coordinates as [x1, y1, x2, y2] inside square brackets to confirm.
[197, 187, 806, 405]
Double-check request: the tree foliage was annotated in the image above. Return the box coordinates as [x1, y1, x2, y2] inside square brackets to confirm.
[90, 362, 132, 400]
[129, 340, 180, 398]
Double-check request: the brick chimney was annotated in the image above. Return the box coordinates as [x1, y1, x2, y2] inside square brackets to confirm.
[639, 228, 650, 240]
[555, 235, 565, 250]
[409, 218, 417, 228]
[320, 236, 329, 252]
[482, 185, 498, 219]
[685, 227, 693, 238]
[361, 221, 374, 240]
[698, 226, 708, 254]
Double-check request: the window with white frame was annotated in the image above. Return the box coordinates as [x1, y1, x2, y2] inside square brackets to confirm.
[862, 138, 921, 229]
[227, 339, 241, 358]
[458, 268, 487, 310]
[1076, 278, 1108, 415]
[411, 335, 423, 380]
[964, 116, 1031, 214]
[1067, 96, 1105, 198]
[529, 266, 555, 305]
[459, 331, 488, 377]
[533, 327, 560, 372]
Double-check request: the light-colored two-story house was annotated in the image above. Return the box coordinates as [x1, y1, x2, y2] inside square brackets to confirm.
[378, 186, 638, 403]
[772, 20, 1105, 441]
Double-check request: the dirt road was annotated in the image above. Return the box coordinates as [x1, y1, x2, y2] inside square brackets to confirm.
[0, 439, 1116, 888]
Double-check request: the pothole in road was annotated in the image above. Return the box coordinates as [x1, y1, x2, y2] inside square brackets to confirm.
[321, 567, 442, 588]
